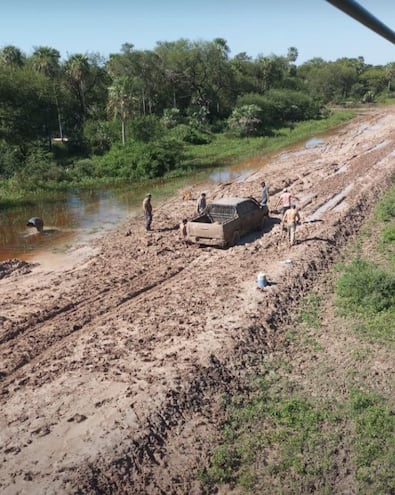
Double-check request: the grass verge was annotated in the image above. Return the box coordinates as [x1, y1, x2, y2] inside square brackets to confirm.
[199, 185, 395, 494]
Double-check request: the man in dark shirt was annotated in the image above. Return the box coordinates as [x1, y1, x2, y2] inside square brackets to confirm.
[196, 192, 207, 215]
[142, 194, 153, 231]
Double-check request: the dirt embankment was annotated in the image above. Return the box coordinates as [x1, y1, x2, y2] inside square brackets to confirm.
[0, 108, 395, 495]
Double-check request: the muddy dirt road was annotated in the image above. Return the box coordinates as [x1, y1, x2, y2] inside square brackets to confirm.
[1, 108, 394, 495]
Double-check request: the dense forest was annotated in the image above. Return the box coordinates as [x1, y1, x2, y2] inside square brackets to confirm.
[1, 39, 394, 192]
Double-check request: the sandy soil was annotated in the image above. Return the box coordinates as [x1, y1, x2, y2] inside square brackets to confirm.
[0, 107, 394, 495]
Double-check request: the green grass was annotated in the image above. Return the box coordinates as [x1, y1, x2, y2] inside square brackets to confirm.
[335, 185, 395, 345]
[200, 185, 395, 495]
[201, 370, 343, 495]
[297, 293, 322, 329]
[350, 388, 395, 494]
[183, 110, 354, 171]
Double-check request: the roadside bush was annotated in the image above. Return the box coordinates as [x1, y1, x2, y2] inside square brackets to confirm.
[262, 89, 321, 126]
[69, 159, 97, 181]
[96, 138, 183, 180]
[336, 258, 395, 313]
[169, 124, 211, 144]
[381, 224, 395, 245]
[15, 149, 69, 190]
[227, 104, 263, 137]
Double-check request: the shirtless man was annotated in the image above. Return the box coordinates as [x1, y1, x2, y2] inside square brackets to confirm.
[281, 205, 301, 246]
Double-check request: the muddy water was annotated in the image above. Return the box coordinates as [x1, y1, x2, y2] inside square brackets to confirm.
[0, 188, 145, 262]
[0, 137, 322, 264]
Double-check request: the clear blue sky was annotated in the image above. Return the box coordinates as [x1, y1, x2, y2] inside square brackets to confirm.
[2, 0, 395, 65]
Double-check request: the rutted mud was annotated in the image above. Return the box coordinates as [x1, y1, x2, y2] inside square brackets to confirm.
[1, 108, 395, 494]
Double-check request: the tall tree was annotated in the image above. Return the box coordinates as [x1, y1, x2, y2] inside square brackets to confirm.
[64, 54, 90, 119]
[30, 46, 64, 140]
[0, 45, 24, 68]
[287, 46, 298, 63]
[107, 76, 136, 145]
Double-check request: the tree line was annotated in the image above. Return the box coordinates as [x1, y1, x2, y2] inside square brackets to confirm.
[1, 39, 394, 191]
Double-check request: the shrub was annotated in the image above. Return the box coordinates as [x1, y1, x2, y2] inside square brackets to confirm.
[336, 258, 395, 313]
[0, 140, 24, 178]
[227, 104, 263, 137]
[169, 124, 211, 144]
[70, 159, 97, 180]
[83, 119, 118, 154]
[128, 115, 164, 143]
[15, 149, 69, 190]
[161, 108, 182, 129]
[96, 138, 183, 180]
[262, 89, 321, 126]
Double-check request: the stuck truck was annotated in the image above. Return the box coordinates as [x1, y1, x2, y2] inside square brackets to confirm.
[186, 197, 268, 247]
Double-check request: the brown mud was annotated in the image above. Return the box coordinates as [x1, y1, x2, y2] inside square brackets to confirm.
[0, 107, 395, 494]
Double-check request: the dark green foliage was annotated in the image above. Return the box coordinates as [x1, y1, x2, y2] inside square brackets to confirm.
[15, 149, 69, 190]
[83, 119, 118, 155]
[69, 158, 97, 181]
[262, 89, 321, 125]
[96, 138, 183, 180]
[0, 67, 55, 145]
[128, 115, 164, 143]
[169, 124, 212, 144]
[234, 90, 321, 134]
[381, 224, 395, 245]
[0, 40, 394, 191]
[0, 140, 24, 178]
[336, 258, 395, 313]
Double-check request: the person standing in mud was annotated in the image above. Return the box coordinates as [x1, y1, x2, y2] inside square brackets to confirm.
[281, 205, 301, 246]
[143, 193, 153, 231]
[275, 188, 299, 217]
[196, 192, 207, 215]
[179, 218, 189, 245]
[260, 180, 269, 207]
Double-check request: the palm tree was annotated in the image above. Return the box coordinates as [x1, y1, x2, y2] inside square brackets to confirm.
[30, 47, 64, 140]
[0, 45, 24, 68]
[64, 54, 90, 119]
[107, 76, 136, 145]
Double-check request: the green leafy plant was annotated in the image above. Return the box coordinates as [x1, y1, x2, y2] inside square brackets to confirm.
[336, 258, 395, 314]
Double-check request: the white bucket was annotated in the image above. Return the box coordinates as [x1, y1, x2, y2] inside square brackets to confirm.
[257, 272, 267, 288]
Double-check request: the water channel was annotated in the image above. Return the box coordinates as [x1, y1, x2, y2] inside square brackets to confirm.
[0, 158, 264, 264]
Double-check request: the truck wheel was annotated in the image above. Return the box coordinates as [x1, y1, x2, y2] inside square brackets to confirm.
[260, 217, 266, 230]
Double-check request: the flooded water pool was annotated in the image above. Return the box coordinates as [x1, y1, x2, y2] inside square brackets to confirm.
[0, 188, 143, 262]
[0, 156, 266, 263]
